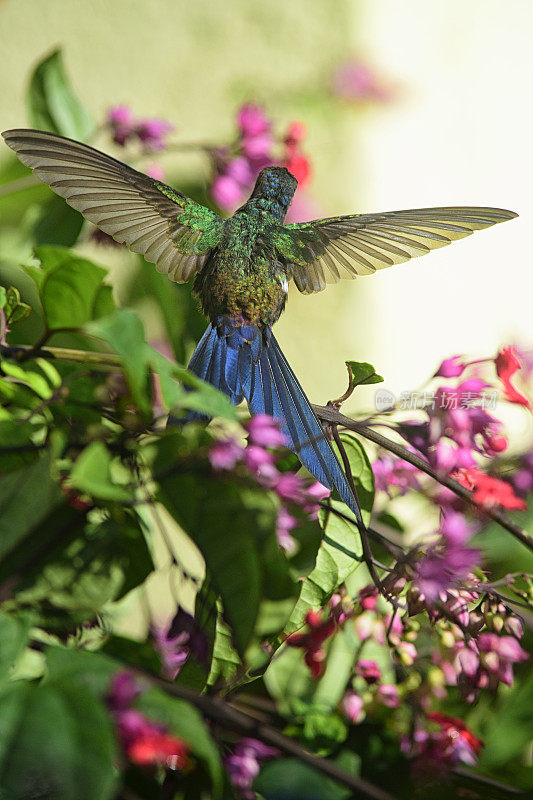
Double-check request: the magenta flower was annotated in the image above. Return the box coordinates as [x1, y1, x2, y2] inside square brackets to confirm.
[246, 414, 287, 448]
[237, 104, 270, 138]
[107, 670, 141, 710]
[434, 355, 467, 379]
[210, 173, 244, 211]
[276, 506, 298, 553]
[333, 60, 392, 102]
[135, 117, 174, 150]
[209, 437, 244, 470]
[107, 104, 135, 146]
[144, 163, 166, 181]
[225, 738, 278, 799]
[243, 443, 275, 474]
[372, 455, 420, 495]
[274, 472, 306, 503]
[355, 659, 381, 684]
[303, 481, 331, 517]
[376, 684, 400, 708]
[151, 625, 190, 679]
[341, 691, 365, 723]
[478, 633, 528, 686]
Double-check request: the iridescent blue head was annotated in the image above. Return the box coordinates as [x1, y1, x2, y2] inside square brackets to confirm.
[248, 166, 298, 220]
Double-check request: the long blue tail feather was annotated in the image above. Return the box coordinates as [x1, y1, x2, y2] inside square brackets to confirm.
[184, 320, 363, 523]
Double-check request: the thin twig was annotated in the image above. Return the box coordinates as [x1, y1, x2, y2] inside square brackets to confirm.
[1, 343, 121, 368]
[314, 405, 533, 554]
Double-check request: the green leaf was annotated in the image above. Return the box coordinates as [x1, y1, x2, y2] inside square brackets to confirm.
[0, 453, 63, 563]
[138, 687, 223, 798]
[480, 673, 533, 767]
[287, 434, 374, 630]
[0, 611, 31, 682]
[345, 360, 384, 386]
[68, 441, 133, 503]
[26, 48, 94, 140]
[86, 309, 151, 413]
[34, 246, 110, 330]
[255, 756, 354, 800]
[33, 195, 84, 248]
[0, 680, 116, 800]
[158, 475, 263, 657]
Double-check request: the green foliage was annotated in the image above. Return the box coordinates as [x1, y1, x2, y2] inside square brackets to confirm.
[345, 359, 384, 386]
[26, 49, 94, 140]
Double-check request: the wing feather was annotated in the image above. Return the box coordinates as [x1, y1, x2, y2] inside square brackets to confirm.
[2, 128, 225, 283]
[278, 206, 517, 293]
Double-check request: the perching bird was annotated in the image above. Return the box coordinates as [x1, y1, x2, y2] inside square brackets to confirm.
[2, 128, 517, 525]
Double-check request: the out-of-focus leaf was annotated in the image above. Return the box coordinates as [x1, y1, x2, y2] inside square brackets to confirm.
[26, 48, 94, 140]
[287, 434, 373, 630]
[16, 515, 153, 619]
[0, 453, 62, 563]
[33, 195, 84, 247]
[2, 286, 32, 325]
[480, 672, 533, 767]
[254, 755, 355, 800]
[0, 359, 55, 399]
[138, 687, 223, 798]
[0, 418, 42, 472]
[346, 359, 384, 386]
[68, 441, 133, 503]
[86, 309, 151, 413]
[33, 246, 109, 330]
[0, 611, 31, 682]
[264, 646, 313, 711]
[0, 680, 116, 800]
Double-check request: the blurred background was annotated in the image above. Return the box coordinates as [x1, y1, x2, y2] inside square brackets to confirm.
[1, 0, 530, 410]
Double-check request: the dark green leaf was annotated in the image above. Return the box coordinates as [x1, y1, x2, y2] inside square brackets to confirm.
[0, 680, 116, 800]
[255, 756, 354, 800]
[26, 49, 94, 140]
[33, 195, 84, 247]
[0, 453, 63, 563]
[0, 611, 31, 681]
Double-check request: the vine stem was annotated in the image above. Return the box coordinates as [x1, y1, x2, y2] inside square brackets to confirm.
[0, 343, 121, 368]
[138, 669, 399, 800]
[314, 404, 533, 554]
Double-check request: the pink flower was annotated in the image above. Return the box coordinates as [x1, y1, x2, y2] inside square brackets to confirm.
[359, 585, 378, 611]
[107, 104, 135, 146]
[243, 444, 275, 474]
[341, 691, 365, 723]
[396, 641, 418, 666]
[434, 355, 467, 379]
[107, 671, 141, 710]
[478, 633, 529, 686]
[225, 738, 278, 799]
[237, 104, 270, 138]
[135, 117, 174, 150]
[276, 506, 298, 553]
[302, 481, 330, 517]
[145, 163, 166, 181]
[209, 437, 243, 470]
[246, 415, 287, 448]
[274, 472, 307, 503]
[333, 60, 392, 102]
[211, 173, 244, 211]
[355, 659, 381, 684]
[376, 684, 400, 708]
[372, 455, 420, 495]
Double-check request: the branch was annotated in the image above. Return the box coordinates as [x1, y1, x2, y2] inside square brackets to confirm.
[0, 343, 121, 368]
[314, 405, 533, 554]
[141, 670, 399, 800]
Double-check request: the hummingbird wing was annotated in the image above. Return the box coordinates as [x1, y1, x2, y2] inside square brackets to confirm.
[276, 207, 517, 293]
[2, 128, 225, 283]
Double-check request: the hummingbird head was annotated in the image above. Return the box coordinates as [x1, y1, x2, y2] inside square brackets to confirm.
[248, 166, 298, 219]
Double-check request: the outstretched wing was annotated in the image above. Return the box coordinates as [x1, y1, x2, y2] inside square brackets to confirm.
[2, 128, 225, 283]
[275, 207, 517, 294]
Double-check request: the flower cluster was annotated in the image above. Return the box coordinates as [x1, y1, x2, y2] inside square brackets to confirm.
[210, 104, 313, 215]
[225, 738, 278, 799]
[107, 671, 189, 770]
[405, 712, 484, 779]
[107, 105, 174, 151]
[209, 414, 330, 552]
[332, 59, 393, 103]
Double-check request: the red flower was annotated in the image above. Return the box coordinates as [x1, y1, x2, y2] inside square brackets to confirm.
[127, 730, 189, 768]
[283, 121, 312, 188]
[495, 346, 530, 407]
[285, 610, 336, 679]
[454, 468, 527, 511]
[427, 712, 483, 759]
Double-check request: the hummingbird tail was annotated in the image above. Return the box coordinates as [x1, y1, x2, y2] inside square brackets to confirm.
[182, 320, 363, 523]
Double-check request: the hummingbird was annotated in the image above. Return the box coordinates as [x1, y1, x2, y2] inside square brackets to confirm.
[2, 128, 517, 525]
